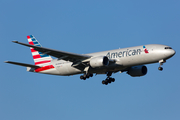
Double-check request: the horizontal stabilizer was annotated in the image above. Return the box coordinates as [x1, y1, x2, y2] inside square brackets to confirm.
[5, 61, 40, 68]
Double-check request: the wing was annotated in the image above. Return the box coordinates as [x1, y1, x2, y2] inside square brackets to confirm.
[12, 41, 91, 62]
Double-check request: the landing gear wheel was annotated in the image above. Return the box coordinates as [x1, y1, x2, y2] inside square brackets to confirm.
[158, 67, 163, 71]
[80, 75, 86, 80]
[102, 80, 106, 84]
[102, 80, 107, 85]
[89, 74, 93, 77]
[86, 75, 90, 78]
[111, 78, 115, 82]
[102, 80, 108, 85]
[108, 79, 112, 83]
[80, 75, 84, 79]
[102, 77, 115, 85]
[80, 73, 93, 80]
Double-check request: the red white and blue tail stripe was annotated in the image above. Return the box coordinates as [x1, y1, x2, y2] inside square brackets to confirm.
[27, 35, 53, 67]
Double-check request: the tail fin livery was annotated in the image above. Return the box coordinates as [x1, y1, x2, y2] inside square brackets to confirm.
[27, 35, 53, 66]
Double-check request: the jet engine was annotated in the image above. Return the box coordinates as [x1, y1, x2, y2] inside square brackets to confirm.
[90, 56, 109, 68]
[127, 65, 147, 77]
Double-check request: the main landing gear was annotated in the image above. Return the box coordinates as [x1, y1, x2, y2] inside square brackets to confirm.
[158, 59, 166, 71]
[102, 77, 115, 85]
[102, 72, 115, 85]
[80, 73, 93, 80]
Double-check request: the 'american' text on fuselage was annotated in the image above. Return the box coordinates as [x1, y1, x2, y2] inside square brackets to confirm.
[106, 49, 142, 58]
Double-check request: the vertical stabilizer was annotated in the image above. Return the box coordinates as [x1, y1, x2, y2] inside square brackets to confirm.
[27, 35, 53, 66]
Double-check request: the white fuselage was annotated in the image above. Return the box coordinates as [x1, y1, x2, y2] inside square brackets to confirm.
[36, 44, 175, 76]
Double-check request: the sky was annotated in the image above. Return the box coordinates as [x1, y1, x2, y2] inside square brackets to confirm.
[0, 0, 180, 120]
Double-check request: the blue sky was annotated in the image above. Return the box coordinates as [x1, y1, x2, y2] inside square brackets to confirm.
[1, 0, 180, 120]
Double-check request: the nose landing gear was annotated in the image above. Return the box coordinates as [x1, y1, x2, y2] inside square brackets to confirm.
[158, 59, 166, 71]
[158, 66, 163, 71]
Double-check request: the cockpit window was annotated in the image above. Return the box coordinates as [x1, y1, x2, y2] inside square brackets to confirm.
[165, 47, 172, 49]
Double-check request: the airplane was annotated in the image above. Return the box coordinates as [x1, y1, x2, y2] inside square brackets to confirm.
[5, 35, 176, 85]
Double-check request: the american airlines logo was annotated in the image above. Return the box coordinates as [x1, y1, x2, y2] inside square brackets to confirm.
[143, 46, 149, 53]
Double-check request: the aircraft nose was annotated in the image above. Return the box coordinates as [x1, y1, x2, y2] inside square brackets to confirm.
[172, 49, 176, 56]
[165, 49, 176, 58]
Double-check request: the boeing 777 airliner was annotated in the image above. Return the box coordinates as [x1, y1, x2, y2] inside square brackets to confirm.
[5, 35, 176, 85]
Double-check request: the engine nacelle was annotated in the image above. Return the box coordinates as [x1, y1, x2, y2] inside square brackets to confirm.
[90, 56, 109, 68]
[127, 65, 147, 77]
